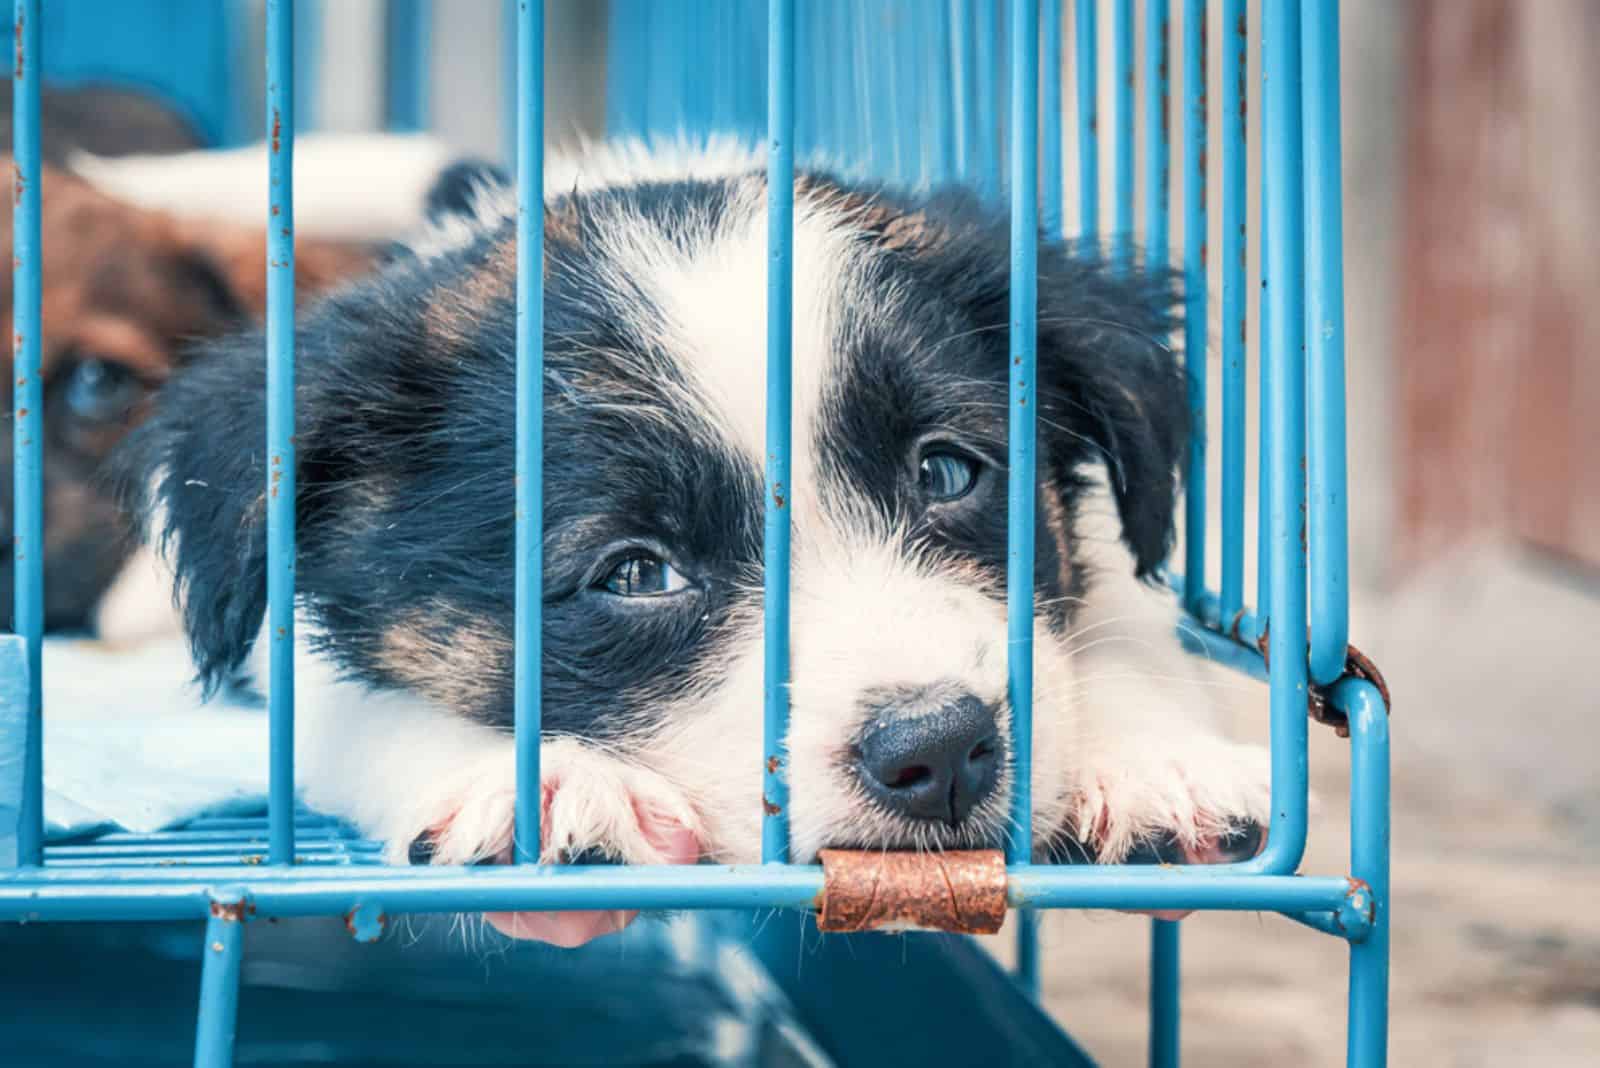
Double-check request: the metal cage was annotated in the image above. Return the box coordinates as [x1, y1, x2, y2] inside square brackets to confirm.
[0, 1, 1389, 1065]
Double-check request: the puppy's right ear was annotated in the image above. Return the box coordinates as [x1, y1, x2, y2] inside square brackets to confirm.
[120, 329, 271, 694]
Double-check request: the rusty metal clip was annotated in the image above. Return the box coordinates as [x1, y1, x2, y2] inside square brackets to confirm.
[816, 849, 1008, 934]
[1255, 625, 1392, 738]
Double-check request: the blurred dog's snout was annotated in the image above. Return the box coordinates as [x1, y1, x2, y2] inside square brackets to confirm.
[855, 691, 1001, 827]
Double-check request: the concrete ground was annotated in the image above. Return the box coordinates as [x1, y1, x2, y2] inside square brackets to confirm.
[983, 545, 1600, 1066]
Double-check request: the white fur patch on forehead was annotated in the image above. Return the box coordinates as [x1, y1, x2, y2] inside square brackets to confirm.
[625, 178, 869, 497]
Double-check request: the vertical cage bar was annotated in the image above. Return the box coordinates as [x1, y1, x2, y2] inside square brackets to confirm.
[887, 1, 916, 185]
[384, 0, 431, 132]
[1258, 0, 1309, 873]
[1303, 0, 1348, 685]
[1219, 0, 1247, 627]
[293, 0, 322, 134]
[975, 0, 1001, 200]
[1111, 0, 1133, 267]
[1006, 0, 1038, 864]
[192, 897, 246, 1068]
[955, 0, 978, 179]
[1149, 918, 1180, 1067]
[1041, 0, 1064, 237]
[265, 0, 297, 868]
[1342, 679, 1390, 1067]
[513, 0, 546, 865]
[1074, 0, 1099, 239]
[795, 0, 817, 163]
[762, 0, 795, 865]
[501, 0, 517, 163]
[838, 1, 864, 163]
[864, 0, 893, 175]
[933, 0, 958, 185]
[708, 0, 730, 136]
[645, 3, 679, 139]
[1180, 0, 1205, 614]
[1255, 16, 1272, 623]
[604, 1, 645, 137]
[1016, 909, 1040, 998]
[10, 0, 42, 869]
[1143, 0, 1170, 269]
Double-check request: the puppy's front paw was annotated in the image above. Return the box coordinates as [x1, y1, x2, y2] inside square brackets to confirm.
[398, 739, 702, 947]
[1069, 734, 1272, 866]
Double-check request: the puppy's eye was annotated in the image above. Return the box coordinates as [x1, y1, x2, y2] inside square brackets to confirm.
[598, 554, 692, 597]
[64, 359, 143, 423]
[918, 449, 979, 501]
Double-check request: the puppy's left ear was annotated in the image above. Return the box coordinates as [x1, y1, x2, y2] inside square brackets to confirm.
[423, 159, 511, 226]
[1034, 251, 1187, 578]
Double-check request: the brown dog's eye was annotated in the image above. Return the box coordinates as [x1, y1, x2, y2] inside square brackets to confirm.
[64, 358, 144, 423]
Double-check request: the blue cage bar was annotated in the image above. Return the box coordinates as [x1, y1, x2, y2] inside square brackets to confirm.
[2, 2, 1388, 1065]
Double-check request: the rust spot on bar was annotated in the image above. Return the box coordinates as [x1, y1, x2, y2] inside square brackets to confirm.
[817, 849, 1007, 934]
[209, 898, 255, 923]
[13, 12, 23, 81]
[16, 408, 26, 418]
[762, 796, 782, 816]
[271, 108, 282, 154]
[1254, 625, 1392, 737]
[1344, 878, 1375, 924]
[766, 755, 781, 774]
[345, 905, 387, 942]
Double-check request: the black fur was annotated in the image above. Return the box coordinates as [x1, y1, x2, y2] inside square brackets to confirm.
[422, 159, 510, 224]
[122, 166, 1185, 742]
[829, 181, 1185, 581]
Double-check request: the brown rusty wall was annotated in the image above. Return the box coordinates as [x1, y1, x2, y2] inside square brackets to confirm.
[1397, 0, 1600, 572]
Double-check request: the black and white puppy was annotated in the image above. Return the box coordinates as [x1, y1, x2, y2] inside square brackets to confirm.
[129, 141, 1271, 889]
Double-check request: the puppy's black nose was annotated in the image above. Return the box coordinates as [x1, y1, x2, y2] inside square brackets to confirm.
[856, 694, 1000, 827]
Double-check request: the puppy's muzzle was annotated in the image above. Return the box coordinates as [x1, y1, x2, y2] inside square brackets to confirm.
[854, 690, 1001, 828]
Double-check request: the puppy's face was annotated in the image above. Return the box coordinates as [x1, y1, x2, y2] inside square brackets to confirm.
[140, 163, 1183, 862]
[0, 162, 370, 632]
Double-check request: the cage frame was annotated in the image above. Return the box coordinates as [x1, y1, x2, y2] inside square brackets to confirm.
[0, 2, 1389, 1065]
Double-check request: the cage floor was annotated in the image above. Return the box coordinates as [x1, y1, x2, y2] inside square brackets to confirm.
[43, 809, 385, 869]
[16, 811, 1098, 1067]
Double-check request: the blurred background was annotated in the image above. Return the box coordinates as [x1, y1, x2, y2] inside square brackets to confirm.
[8, 1, 1598, 1064]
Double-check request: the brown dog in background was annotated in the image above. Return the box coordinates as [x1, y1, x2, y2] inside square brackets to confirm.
[0, 87, 375, 641]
